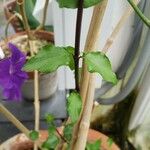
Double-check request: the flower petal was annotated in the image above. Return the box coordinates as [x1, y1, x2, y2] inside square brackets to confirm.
[16, 71, 28, 79]
[0, 59, 11, 86]
[3, 86, 22, 101]
[8, 43, 26, 65]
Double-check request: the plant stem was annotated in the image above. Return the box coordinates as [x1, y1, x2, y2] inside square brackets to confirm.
[34, 70, 40, 150]
[17, 1, 40, 149]
[0, 103, 30, 136]
[103, 0, 139, 53]
[74, 0, 84, 92]
[74, 75, 96, 150]
[128, 0, 150, 28]
[17, 0, 33, 40]
[55, 128, 68, 144]
[5, 13, 22, 39]
[36, 0, 50, 30]
[71, 1, 108, 149]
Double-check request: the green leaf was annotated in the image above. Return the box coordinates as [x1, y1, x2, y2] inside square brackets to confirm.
[84, 52, 118, 84]
[57, 0, 102, 8]
[48, 126, 56, 135]
[107, 137, 114, 147]
[64, 46, 75, 55]
[86, 140, 101, 150]
[29, 130, 39, 141]
[42, 135, 59, 149]
[24, 44, 74, 73]
[64, 46, 75, 70]
[67, 92, 82, 123]
[63, 123, 74, 141]
[45, 113, 54, 124]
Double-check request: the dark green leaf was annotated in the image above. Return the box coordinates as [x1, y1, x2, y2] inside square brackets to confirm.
[84, 52, 118, 84]
[107, 137, 113, 147]
[29, 130, 39, 141]
[57, 0, 102, 8]
[67, 92, 82, 123]
[86, 140, 101, 150]
[24, 44, 75, 73]
[44, 25, 54, 32]
[63, 123, 74, 141]
[42, 135, 59, 149]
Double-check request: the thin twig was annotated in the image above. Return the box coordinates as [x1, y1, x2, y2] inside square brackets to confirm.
[55, 128, 69, 144]
[17, 1, 40, 150]
[0, 103, 30, 136]
[36, 0, 50, 30]
[0, 104, 42, 149]
[33, 70, 40, 150]
[128, 0, 150, 28]
[17, 0, 33, 40]
[5, 13, 22, 39]
[74, 0, 84, 92]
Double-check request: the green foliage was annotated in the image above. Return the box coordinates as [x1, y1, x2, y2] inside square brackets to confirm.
[57, 0, 102, 8]
[29, 130, 39, 141]
[86, 140, 101, 150]
[45, 113, 55, 124]
[24, 44, 74, 73]
[67, 92, 82, 123]
[107, 137, 114, 147]
[64, 46, 75, 55]
[42, 135, 59, 150]
[63, 123, 74, 141]
[84, 52, 118, 84]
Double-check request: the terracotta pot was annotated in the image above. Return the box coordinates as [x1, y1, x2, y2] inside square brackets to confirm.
[4, 0, 24, 32]
[0, 129, 120, 150]
[0, 30, 57, 100]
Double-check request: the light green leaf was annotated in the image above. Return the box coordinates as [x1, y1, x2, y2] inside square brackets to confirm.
[42, 135, 59, 149]
[29, 130, 39, 141]
[57, 0, 102, 8]
[84, 52, 118, 84]
[24, 44, 74, 73]
[107, 137, 114, 147]
[86, 140, 101, 150]
[64, 46, 75, 70]
[63, 123, 74, 141]
[67, 92, 82, 123]
[45, 113, 54, 124]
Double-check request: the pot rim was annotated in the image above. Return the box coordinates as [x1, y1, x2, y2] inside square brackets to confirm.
[0, 129, 120, 150]
[0, 30, 54, 47]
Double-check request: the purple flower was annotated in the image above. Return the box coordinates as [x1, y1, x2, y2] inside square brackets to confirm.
[0, 43, 28, 101]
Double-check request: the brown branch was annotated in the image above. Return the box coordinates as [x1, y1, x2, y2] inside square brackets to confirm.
[17, 0, 33, 40]
[0, 103, 30, 136]
[70, 1, 108, 150]
[17, 1, 40, 149]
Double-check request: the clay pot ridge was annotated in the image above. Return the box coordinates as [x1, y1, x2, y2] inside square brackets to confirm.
[0, 129, 120, 150]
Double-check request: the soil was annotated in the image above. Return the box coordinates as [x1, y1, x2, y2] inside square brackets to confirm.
[3, 37, 49, 59]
